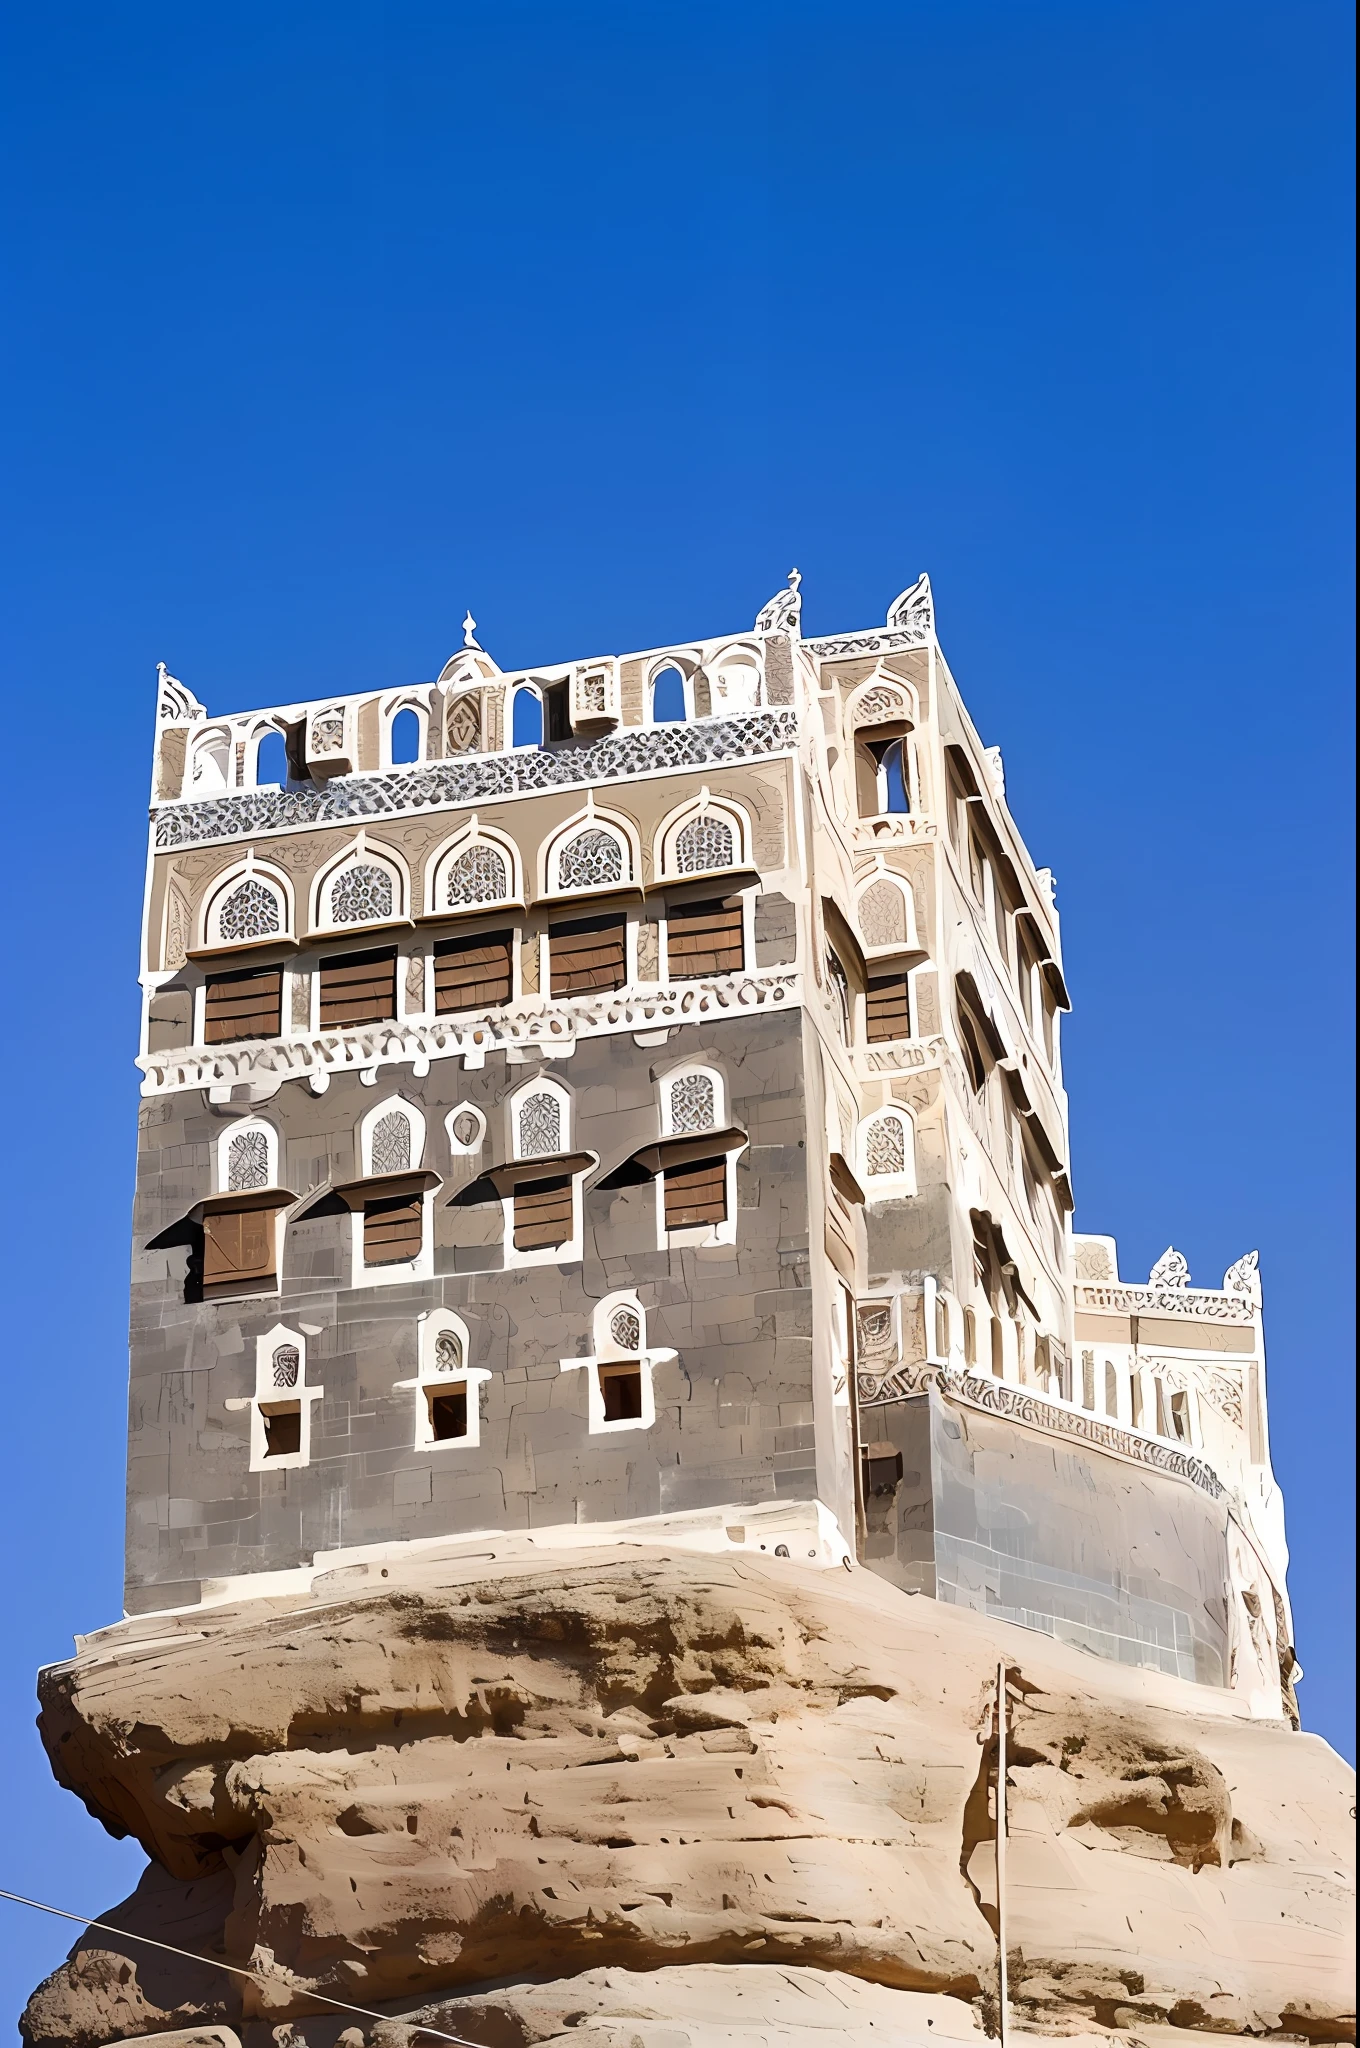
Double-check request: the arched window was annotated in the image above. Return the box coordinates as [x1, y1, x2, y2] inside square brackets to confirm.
[881, 741, 910, 813]
[517, 1090, 562, 1158]
[556, 826, 625, 892]
[370, 1109, 413, 1175]
[576, 1291, 657, 1428]
[359, 1096, 425, 1177]
[858, 877, 912, 951]
[213, 875, 283, 944]
[411, 1309, 488, 1449]
[389, 707, 422, 765]
[675, 814, 734, 874]
[330, 863, 394, 925]
[512, 686, 544, 748]
[651, 666, 687, 723]
[189, 731, 233, 794]
[443, 842, 510, 909]
[860, 1107, 916, 1192]
[254, 730, 288, 788]
[217, 1118, 279, 1194]
[666, 1069, 718, 1134]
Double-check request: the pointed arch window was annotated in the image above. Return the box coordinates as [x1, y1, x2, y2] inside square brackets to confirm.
[227, 1128, 270, 1191]
[444, 842, 510, 909]
[666, 1070, 718, 1134]
[370, 1109, 413, 1176]
[651, 666, 688, 723]
[512, 686, 544, 748]
[858, 877, 912, 952]
[389, 706, 422, 765]
[205, 868, 288, 949]
[559, 1293, 673, 1434]
[330, 862, 394, 925]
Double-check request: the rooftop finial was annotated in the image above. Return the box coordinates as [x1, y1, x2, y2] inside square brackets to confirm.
[755, 567, 803, 637]
[886, 572, 934, 636]
[463, 611, 480, 649]
[155, 660, 205, 724]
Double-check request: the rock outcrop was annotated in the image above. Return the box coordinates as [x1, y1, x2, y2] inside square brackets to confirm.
[23, 1545, 1355, 2046]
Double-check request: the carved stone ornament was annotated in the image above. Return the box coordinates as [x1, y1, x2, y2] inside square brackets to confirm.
[884, 572, 933, 635]
[755, 568, 803, 638]
[1224, 1249, 1261, 1305]
[156, 711, 800, 850]
[983, 746, 1005, 801]
[1149, 1245, 1190, 1290]
[155, 661, 206, 724]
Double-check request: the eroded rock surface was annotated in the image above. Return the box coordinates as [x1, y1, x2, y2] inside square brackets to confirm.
[23, 1546, 1355, 2045]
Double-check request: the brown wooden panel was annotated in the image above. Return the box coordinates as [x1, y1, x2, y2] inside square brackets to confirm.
[663, 1155, 727, 1229]
[513, 1174, 574, 1249]
[363, 1192, 423, 1264]
[203, 1205, 275, 1291]
[666, 897, 743, 979]
[204, 966, 282, 1044]
[549, 914, 625, 996]
[866, 973, 912, 1044]
[319, 948, 397, 1026]
[434, 929, 512, 1013]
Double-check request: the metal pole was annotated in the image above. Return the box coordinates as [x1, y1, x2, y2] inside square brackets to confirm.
[995, 1659, 1009, 2048]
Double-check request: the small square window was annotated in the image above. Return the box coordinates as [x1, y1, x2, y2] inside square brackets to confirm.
[600, 1362, 643, 1421]
[427, 1386, 468, 1441]
[261, 1403, 301, 1458]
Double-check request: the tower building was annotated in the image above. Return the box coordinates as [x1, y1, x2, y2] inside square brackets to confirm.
[130, 573, 1295, 1720]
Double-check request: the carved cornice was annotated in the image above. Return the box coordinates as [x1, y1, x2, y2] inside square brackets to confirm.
[805, 625, 932, 658]
[136, 969, 803, 1095]
[1074, 1282, 1256, 1327]
[153, 711, 801, 851]
[859, 1360, 1226, 1502]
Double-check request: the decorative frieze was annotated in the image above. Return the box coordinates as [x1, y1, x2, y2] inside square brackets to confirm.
[859, 1359, 1226, 1502]
[154, 711, 801, 851]
[1074, 1282, 1256, 1326]
[136, 968, 803, 1095]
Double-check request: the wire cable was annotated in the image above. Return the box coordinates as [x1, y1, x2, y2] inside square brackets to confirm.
[0, 1886, 484, 2046]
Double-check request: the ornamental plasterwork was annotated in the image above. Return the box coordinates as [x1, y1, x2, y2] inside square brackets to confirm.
[1224, 1249, 1262, 1304]
[1073, 1281, 1256, 1326]
[137, 967, 801, 1095]
[1149, 1245, 1191, 1289]
[218, 877, 282, 942]
[853, 685, 909, 726]
[864, 1115, 906, 1177]
[155, 710, 799, 850]
[1073, 1240, 1115, 1283]
[370, 1110, 413, 1175]
[669, 1072, 716, 1133]
[329, 862, 394, 924]
[227, 1129, 270, 1191]
[609, 1307, 642, 1353]
[859, 878, 908, 949]
[675, 814, 735, 873]
[557, 828, 623, 891]
[271, 1345, 300, 1388]
[884, 572, 934, 635]
[518, 1091, 562, 1157]
[445, 843, 509, 907]
[755, 568, 802, 637]
[156, 663, 206, 723]
[858, 1359, 1226, 1503]
[433, 1330, 463, 1375]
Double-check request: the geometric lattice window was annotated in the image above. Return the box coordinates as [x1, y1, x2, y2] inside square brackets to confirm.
[609, 1306, 642, 1354]
[518, 1091, 562, 1158]
[445, 844, 509, 908]
[217, 877, 282, 943]
[370, 1110, 412, 1176]
[271, 1344, 300, 1388]
[432, 1328, 464, 1376]
[330, 862, 395, 925]
[859, 879, 908, 950]
[227, 1128, 270, 1191]
[674, 815, 734, 874]
[556, 828, 624, 892]
[864, 1114, 907, 1179]
[668, 1071, 716, 1134]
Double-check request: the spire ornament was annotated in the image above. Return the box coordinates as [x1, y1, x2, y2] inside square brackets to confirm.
[155, 661, 205, 724]
[885, 571, 934, 635]
[755, 567, 803, 638]
[1149, 1246, 1191, 1290]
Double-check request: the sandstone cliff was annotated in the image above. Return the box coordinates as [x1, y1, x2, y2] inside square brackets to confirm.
[22, 1545, 1354, 2047]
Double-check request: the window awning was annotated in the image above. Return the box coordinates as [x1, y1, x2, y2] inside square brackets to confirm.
[449, 1151, 598, 1204]
[597, 1126, 748, 1188]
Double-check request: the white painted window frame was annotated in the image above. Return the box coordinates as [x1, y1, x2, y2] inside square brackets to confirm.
[857, 1105, 918, 1198]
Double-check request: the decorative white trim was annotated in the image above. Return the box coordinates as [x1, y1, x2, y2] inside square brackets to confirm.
[201, 855, 294, 950]
[378, 691, 435, 769]
[508, 1073, 572, 1159]
[855, 867, 919, 955]
[310, 830, 410, 932]
[137, 967, 803, 1094]
[216, 1116, 280, 1194]
[858, 1104, 918, 1196]
[645, 655, 698, 725]
[391, 1309, 492, 1451]
[445, 1102, 487, 1156]
[559, 1293, 676, 1435]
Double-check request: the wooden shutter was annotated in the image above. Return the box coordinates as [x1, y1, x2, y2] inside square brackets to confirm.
[202, 1204, 276, 1293]
[549, 915, 626, 996]
[363, 1191, 423, 1264]
[666, 897, 744, 979]
[663, 1155, 727, 1228]
[319, 948, 397, 1026]
[434, 929, 512, 1013]
[866, 973, 911, 1043]
[512, 1174, 574, 1250]
[204, 966, 282, 1044]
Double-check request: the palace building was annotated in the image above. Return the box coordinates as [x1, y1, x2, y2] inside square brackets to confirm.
[129, 571, 1296, 1720]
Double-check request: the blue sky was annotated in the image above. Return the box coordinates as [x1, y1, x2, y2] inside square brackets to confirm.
[0, 0, 1353, 2025]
